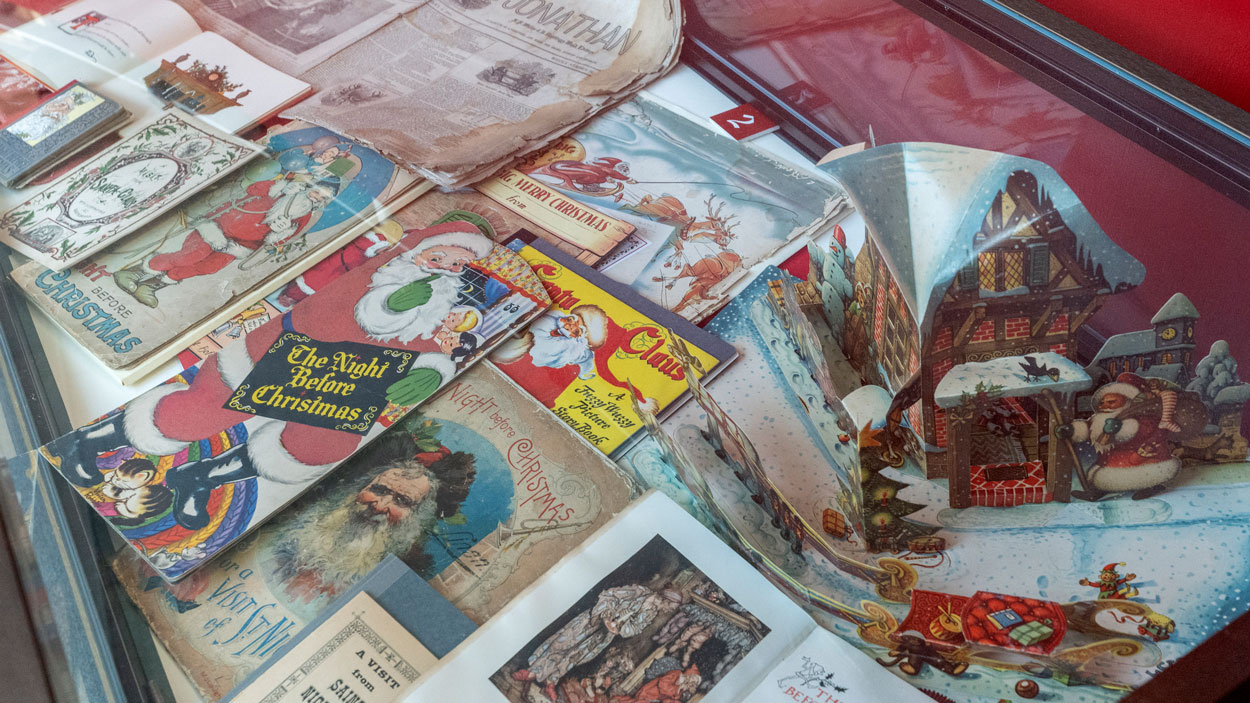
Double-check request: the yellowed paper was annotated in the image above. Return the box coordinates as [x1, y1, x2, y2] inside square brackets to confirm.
[476, 169, 633, 255]
[231, 592, 437, 703]
[284, 0, 682, 188]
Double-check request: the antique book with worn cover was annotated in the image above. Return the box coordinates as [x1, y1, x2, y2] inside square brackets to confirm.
[112, 361, 638, 699]
[38, 221, 550, 583]
[0, 80, 130, 188]
[11, 120, 423, 379]
[0, 111, 262, 270]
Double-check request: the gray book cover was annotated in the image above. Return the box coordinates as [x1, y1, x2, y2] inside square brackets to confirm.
[0, 81, 128, 187]
[222, 555, 476, 702]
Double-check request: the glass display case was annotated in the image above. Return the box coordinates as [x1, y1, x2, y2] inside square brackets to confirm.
[2, 1, 1249, 701]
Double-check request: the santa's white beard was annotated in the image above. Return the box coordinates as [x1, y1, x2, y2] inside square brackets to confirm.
[272, 484, 439, 595]
[354, 253, 461, 343]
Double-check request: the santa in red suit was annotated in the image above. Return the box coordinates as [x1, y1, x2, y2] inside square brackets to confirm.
[50, 224, 500, 539]
[528, 157, 634, 200]
[114, 175, 340, 307]
[493, 304, 659, 413]
[1058, 372, 1202, 500]
[276, 220, 403, 307]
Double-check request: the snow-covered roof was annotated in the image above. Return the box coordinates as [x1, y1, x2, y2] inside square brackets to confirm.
[934, 352, 1092, 408]
[1090, 330, 1156, 363]
[1151, 292, 1200, 324]
[1141, 363, 1185, 383]
[820, 143, 1145, 333]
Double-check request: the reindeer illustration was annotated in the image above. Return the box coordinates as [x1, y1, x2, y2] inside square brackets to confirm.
[642, 195, 744, 315]
[629, 194, 739, 268]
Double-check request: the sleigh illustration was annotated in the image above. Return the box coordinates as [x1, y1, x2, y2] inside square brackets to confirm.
[876, 588, 1175, 688]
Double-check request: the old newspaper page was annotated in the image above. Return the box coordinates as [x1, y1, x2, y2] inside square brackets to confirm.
[172, 0, 425, 75]
[285, 0, 682, 187]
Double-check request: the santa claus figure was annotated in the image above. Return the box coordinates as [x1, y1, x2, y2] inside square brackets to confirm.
[1057, 372, 1204, 500]
[48, 224, 501, 536]
[494, 304, 659, 412]
[276, 220, 404, 307]
[113, 173, 341, 307]
[528, 157, 634, 199]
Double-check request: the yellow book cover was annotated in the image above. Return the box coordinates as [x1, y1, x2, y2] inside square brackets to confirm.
[491, 234, 737, 456]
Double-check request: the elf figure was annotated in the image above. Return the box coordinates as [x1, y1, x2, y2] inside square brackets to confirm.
[1080, 562, 1139, 600]
[1056, 372, 1205, 500]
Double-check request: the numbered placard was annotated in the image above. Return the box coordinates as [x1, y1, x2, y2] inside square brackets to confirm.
[710, 103, 779, 141]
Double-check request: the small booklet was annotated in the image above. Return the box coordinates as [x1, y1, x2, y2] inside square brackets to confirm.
[403, 492, 933, 703]
[0, 0, 311, 135]
[36, 224, 550, 581]
[0, 80, 130, 187]
[0, 110, 262, 270]
[494, 233, 738, 457]
[224, 555, 476, 703]
[226, 556, 476, 703]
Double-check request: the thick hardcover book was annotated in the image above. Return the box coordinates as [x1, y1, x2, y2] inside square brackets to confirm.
[11, 121, 421, 378]
[37, 222, 550, 582]
[493, 233, 737, 457]
[0, 80, 130, 187]
[112, 361, 638, 699]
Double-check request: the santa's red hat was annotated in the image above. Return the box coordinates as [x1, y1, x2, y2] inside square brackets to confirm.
[1101, 562, 1124, 574]
[407, 225, 495, 260]
[1093, 373, 1146, 404]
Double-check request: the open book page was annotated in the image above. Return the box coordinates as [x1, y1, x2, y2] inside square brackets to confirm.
[741, 628, 935, 703]
[100, 31, 311, 134]
[285, 0, 682, 187]
[404, 492, 814, 703]
[0, 0, 200, 85]
[171, 0, 424, 76]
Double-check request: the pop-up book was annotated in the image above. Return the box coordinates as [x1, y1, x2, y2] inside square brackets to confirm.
[622, 143, 1250, 703]
[38, 221, 550, 582]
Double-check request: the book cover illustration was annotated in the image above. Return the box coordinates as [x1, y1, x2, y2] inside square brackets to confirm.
[492, 235, 737, 456]
[12, 121, 417, 370]
[39, 221, 550, 581]
[111, 362, 636, 699]
[0, 110, 262, 269]
[497, 95, 845, 320]
[0, 80, 129, 187]
[0, 54, 53, 127]
[491, 535, 770, 703]
[173, 188, 564, 367]
[5, 82, 107, 146]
